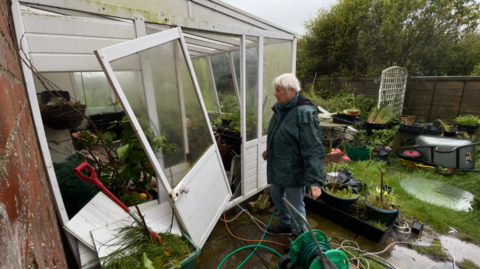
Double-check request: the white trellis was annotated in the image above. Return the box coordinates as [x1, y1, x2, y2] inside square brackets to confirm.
[377, 66, 408, 115]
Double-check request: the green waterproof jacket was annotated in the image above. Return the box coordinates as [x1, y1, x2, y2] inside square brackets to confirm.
[266, 93, 325, 188]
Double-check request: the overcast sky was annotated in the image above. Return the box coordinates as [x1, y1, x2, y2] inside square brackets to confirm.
[221, 0, 335, 35]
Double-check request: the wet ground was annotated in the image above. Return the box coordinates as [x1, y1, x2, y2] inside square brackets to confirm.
[196, 206, 480, 269]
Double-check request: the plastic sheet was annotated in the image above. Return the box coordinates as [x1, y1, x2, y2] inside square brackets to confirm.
[401, 177, 474, 211]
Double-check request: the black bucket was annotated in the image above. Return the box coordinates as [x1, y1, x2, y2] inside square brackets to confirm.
[456, 124, 479, 135]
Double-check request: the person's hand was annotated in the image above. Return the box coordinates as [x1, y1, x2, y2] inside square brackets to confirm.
[308, 186, 322, 200]
[262, 150, 267, 161]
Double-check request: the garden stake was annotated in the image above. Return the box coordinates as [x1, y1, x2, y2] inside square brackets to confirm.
[379, 168, 384, 203]
[73, 162, 163, 243]
[372, 103, 385, 123]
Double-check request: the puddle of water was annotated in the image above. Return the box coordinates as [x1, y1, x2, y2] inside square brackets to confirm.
[401, 177, 473, 211]
[439, 236, 480, 265]
[197, 208, 480, 269]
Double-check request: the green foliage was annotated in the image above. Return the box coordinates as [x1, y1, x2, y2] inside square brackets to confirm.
[120, 191, 149, 207]
[297, 0, 480, 78]
[367, 219, 388, 230]
[325, 182, 359, 199]
[471, 195, 480, 211]
[305, 91, 377, 119]
[366, 187, 398, 210]
[367, 104, 399, 124]
[472, 63, 480, 76]
[88, 224, 193, 269]
[75, 117, 178, 197]
[459, 259, 480, 269]
[410, 238, 449, 261]
[217, 95, 241, 132]
[324, 162, 350, 174]
[367, 129, 396, 151]
[454, 115, 480, 126]
[440, 121, 453, 132]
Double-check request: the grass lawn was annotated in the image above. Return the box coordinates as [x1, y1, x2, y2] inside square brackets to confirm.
[334, 157, 480, 242]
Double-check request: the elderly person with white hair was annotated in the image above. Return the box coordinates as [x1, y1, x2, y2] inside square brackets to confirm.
[263, 73, 325, 236]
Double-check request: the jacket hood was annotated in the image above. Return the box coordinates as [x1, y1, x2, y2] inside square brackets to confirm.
[297, 94, 316, 107]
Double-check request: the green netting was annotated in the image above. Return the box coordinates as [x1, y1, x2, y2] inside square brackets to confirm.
[401, 177, 474, 211]
[54, 154, 99, 218]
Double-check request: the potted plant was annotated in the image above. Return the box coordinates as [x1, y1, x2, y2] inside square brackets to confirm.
[320, 180, 360, 212]
[441, 121, 457, 137]
[365, 104, 399, 136]
[364, 168, 399, 226]
[454, 115, 480, 135]
[74, 117, 178, 204]
[346, 130, 370, 161]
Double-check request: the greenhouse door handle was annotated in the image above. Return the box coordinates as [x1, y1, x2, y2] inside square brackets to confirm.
[180, 186, 190, 194]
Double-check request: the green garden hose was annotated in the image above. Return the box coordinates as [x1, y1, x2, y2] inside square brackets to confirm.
[218, 209, 280, 269]
[364, 255, 395, 269]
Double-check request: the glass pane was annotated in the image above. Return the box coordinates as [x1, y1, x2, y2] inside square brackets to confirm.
[81, 72, 112, 108]
[262, 39, 293, 136]
[109, 40, 213, 188]
[191, 56, 217, 113]
[231, 50, 241, 90]
[210, 52, 237, 104]
[246, 37, 259, 141]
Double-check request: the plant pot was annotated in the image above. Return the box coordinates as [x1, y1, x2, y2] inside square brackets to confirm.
[365, 122, 386, 136]
[89, 112, 125, 137]
[364, 198, 399, 226]
[346, 145, 370, 161]
[456, 124, 479, 135]
[443, 130, 456, 137]
[320, 184, 359, 212]
[40, 90, 70, 104]
[348, 110, 359, 117]
[221, 119, 232, 127]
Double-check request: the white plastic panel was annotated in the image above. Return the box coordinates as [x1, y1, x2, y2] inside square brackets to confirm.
[64, 192, 159, 250]
[173, 147, 230, 246]
[21, 12, 136, 72]
[92, 202, 181, 260]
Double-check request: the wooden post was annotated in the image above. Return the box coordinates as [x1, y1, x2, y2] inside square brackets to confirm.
[403, 76, 412, 116]
[456, 80, 467, 118]
[427, 81, 437, 122]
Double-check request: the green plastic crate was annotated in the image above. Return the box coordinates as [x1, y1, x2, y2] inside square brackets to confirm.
[169, 233, 200, 269]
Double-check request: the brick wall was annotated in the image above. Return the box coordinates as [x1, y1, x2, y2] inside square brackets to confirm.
[0, 0, 68, 268]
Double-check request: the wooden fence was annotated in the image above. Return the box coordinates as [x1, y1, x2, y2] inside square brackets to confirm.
[302, 76, 480, 123]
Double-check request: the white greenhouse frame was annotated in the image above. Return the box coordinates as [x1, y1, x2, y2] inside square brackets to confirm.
[11, 0, 298, 266]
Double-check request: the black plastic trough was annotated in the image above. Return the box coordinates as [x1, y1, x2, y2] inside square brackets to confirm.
[304, 196, 400, 244]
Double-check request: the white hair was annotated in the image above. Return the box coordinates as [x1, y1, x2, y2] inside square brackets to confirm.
[272, 73, 301, 93]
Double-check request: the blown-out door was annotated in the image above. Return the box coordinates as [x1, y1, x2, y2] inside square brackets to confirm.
[95, 27, 231, 247]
